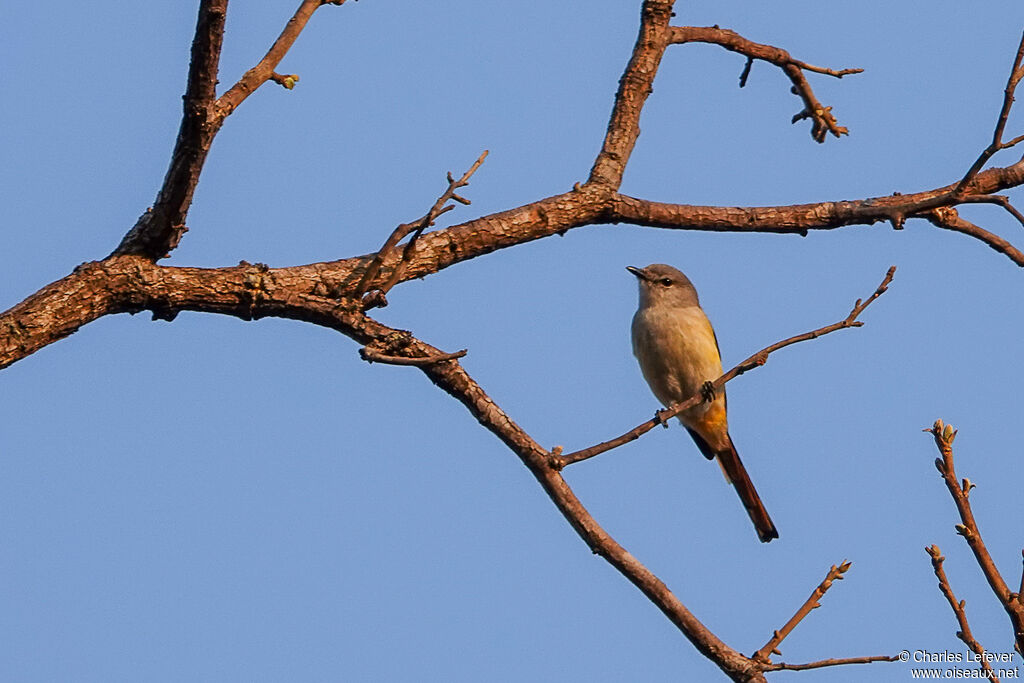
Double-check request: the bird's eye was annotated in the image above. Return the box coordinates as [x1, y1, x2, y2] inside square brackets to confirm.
[659, 278, 673, 286]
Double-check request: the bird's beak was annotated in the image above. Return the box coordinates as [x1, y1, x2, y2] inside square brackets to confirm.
[626, 265, 648, 281]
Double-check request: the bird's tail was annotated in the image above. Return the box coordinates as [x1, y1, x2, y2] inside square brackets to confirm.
[716, 436, 779, 543]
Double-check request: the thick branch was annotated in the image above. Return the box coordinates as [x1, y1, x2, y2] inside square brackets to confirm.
[113, 0, 228, 259]
[587, 0, 677, 188]
[926, 545, 1000, 682]
[670, 26, 861, 142]
[10, 147, 1024, 373]
[555, 267, 894, 468]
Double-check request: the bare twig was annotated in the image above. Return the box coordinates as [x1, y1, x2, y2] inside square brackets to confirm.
[925, 207, 1024, 267]
[925, 419, 1024, 655]
[765, 655, 899, 672]
[754, 561, 851, 662]
[959, 194, 1024, 229]
[926, 545, 1000, 683]
[354, 151, 489, 307]
[669, 26, 862, 142]
[359, 347, 467, 366]
[554, 267, 895, 468]
[957, 30, 1024, 193]
[214, 0, 334, 121]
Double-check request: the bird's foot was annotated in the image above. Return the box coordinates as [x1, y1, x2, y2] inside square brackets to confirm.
[700, 381, 716, 403]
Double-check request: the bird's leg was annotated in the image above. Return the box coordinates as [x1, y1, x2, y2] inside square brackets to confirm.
[655, 408, 672, 428]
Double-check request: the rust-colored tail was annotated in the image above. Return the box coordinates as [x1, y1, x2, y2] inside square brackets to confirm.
[716, 437, 779, 543]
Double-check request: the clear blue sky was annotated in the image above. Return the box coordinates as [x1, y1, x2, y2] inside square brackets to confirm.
[4, 2, 1024, 681]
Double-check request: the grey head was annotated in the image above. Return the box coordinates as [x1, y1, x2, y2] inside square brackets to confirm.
[626, 263, 701, 310]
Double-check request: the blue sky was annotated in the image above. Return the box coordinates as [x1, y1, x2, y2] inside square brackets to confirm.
[4, 2, 1024, 681]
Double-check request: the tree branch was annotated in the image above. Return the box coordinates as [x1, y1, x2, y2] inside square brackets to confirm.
[113, 0, 342, 261]
[554, 267, 894, 468]
[959, 195, 1024, 230]
[926, 420, 1024, 655]
[11, 146, 1024, 373]
[956, 30, 1024, 194]
[587, 0, 677, 188]
[753, 561, 851, 662]
[113, 0, 229, 259]
[354, 151, 489, 307]
[764, 655, 899, 672]
[0, 254, 903, 681]
[926, 545, 1000, 682]
[924, 207, 1024, 269]
[669, 26, 862, 142]
[359, 346, 467, 366]
[214, 0, 336, 121]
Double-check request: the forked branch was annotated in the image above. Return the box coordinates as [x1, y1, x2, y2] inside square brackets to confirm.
[215, 0, 339, 120]
[355, 151, 489, 307]
[755, 562, 897, 673]
[114, 0, 344, 260]
[670, 26, 862, 142]
[956, 30, 1024, 194]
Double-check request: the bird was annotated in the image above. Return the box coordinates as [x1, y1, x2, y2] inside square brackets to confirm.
[627, 263, 778, 543]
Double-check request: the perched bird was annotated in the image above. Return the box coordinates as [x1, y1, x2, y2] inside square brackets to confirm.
[627, 264, 778, 542]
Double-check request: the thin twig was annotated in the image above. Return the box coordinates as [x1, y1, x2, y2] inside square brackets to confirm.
[354, 151, 488, 306]
[924, 207, 1024, 267]
[959, 194, 1024, 229]
[926, 544, 1000, 683]
[554, 266, 895, 468]
[753, 561, 851, 662]
[215, 0, 337, 121]
[956, 30, 1024, 193]
[669, 25, 862, 142]
[765, 655, 899, 672]
[359, 347, 466, 366]
[926, 419, 1024, 655]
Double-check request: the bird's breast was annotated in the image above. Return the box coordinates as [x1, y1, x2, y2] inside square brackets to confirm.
[631, 305, 725, 414]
